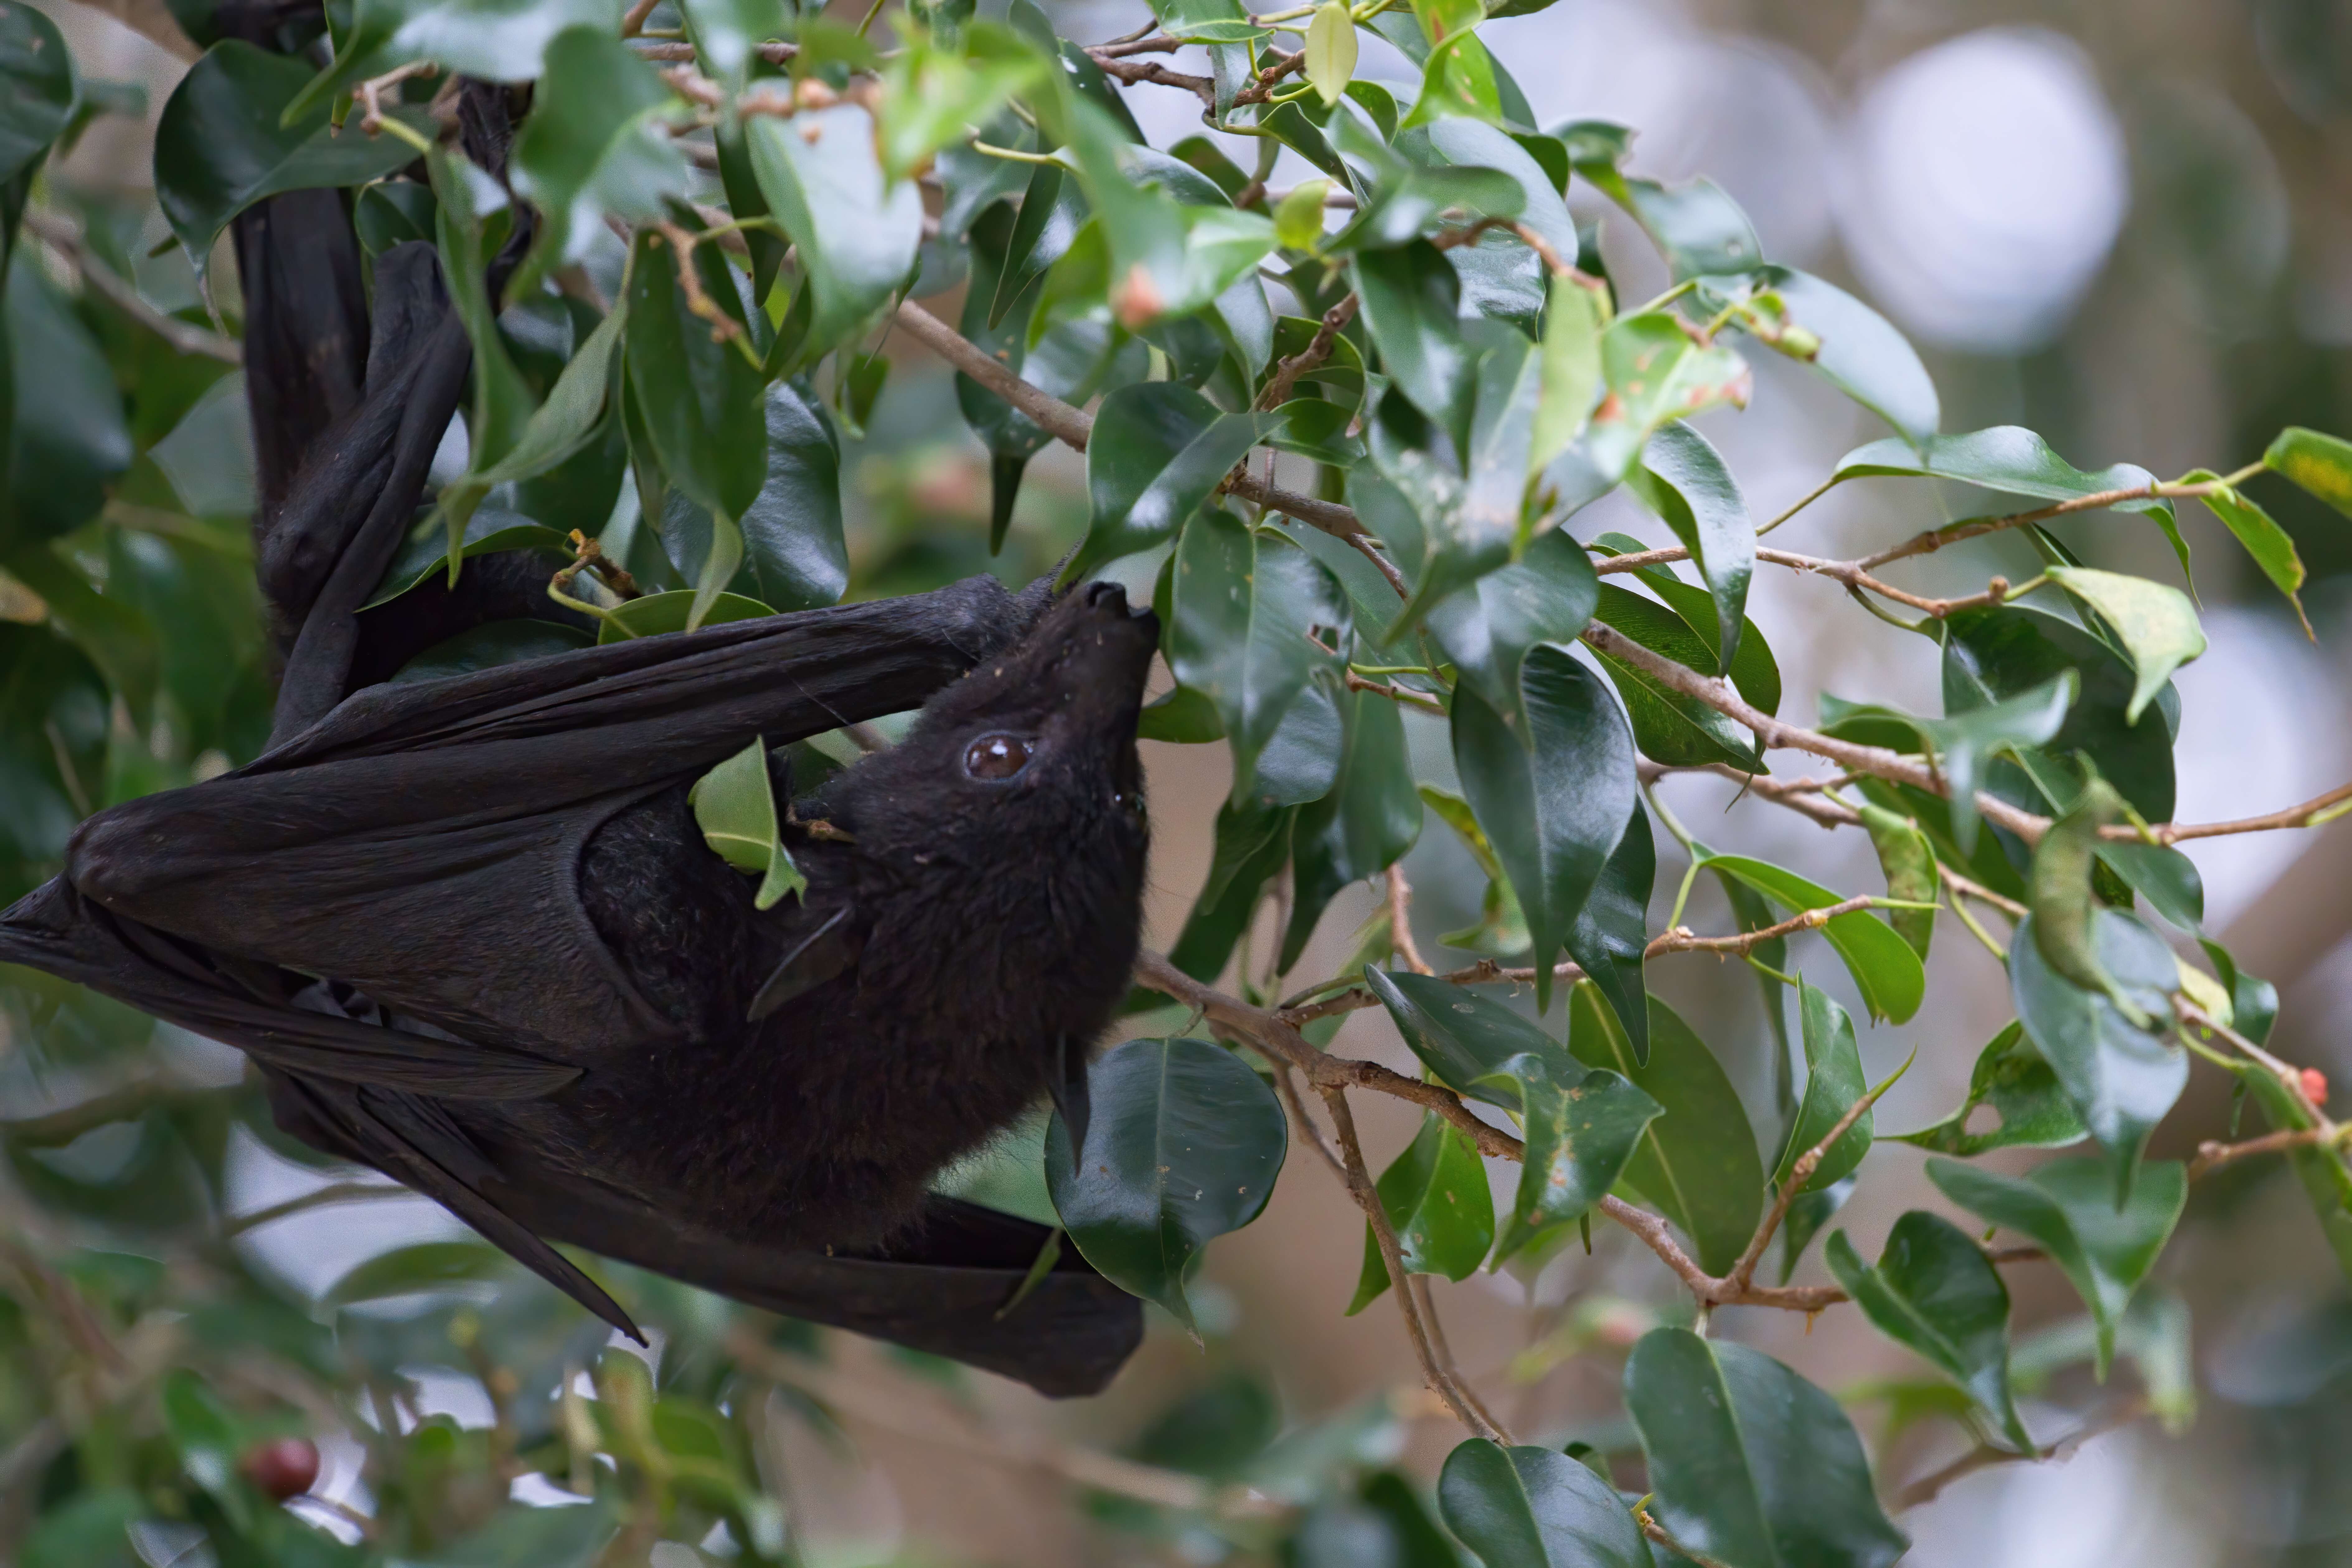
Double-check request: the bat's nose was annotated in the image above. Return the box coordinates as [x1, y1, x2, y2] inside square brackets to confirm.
[1083, 580, 1128, 613]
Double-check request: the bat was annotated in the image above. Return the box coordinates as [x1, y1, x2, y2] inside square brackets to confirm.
[0, 84, 1156, 1397]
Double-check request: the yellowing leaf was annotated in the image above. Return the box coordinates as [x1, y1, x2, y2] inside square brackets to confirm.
[1303, 1, 1356, 108]
[688, 738, 806, 909]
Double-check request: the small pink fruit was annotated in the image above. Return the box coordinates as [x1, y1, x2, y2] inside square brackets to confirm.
[2301, 1067, 2330, 1106]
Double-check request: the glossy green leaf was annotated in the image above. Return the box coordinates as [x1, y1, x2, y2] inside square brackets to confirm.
[2184, 467, 2308, 631]
[1168, 512, 1350, 808]
[1700, 855, 1925, 1025]
[0, 5, 73, 246]
[747, 105, 924, 359]
[1824, 1214, 2035, 1453]
[595, 588, 774, 642]
[366, 509, 568, 610]
[1424, 527, 1597, 733]
[1424, 118, 1576, 264]
[1399, 30, 1503, 130]
[1531, 272, 1605, 473]
[1304, 2, 1356, 107]
[1770, 978, 1871, 1194]
[1586, 582, 1766, 772]
[1167, 799, 1293, 980]
[1420, 782, 1534, 957]
[2043, 566, 2205, 725]
[1569, 986, 1761, 1275]
[1347, 1112, 1495, 1312]
[1944, 605, 2175, 825]
[1564, 803, 1652, 1062]
[1437, 1438, 1648, 1568]
[286, 0, 621, 123]
[1274, 179, 1331, 251]
[435, 301, 626, 545]
[1929, 1154, 2187, 1378]
[2096, 837, 2204, 933]
[1488, 1052, 1661, 1261]
[1564, 126, 1762, 279]
[1626, 1327, 1906, 1568]
[2, 259, 131, 548]
[1888, 1021, 2086, 1157]
[1451, 646, 1636, 1011]
[1362, 967, 1576, 1112]
[623, 227, 766, 521]
[1069, 383, 1277, 581]
[1283, 685, 1421, 969]
[1693, 265, 1937, 445]
[1819, 673, 2073, 858]
[2010, 910, 2184, 1205]
[508, 27, 688, 289]
[155, 42, 428, 262]
[407, 1498, 619, 1568]
[2264, 425, 2352, 518]
[325, 1239, 506, 1305]
[1583, 313, 1752, 481]
[877, 26, 1046, 184]
[431, 147, 536, 498]
[1628, 422, 1751, 672]
[1836, 425, 2171, 516]
[1857, 801, 1937, 960]
[677, 0, 786, 91]
[1596, 545, 1781, 706]
[1066, 102, 1273, 328]
[1044, 1036, 1288, 1333]
[689, 737, 805, 910]
[1353, 239, 1475, 442]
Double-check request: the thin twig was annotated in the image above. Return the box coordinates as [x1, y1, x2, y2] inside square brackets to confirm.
[1892, 1398, 2147, 1511]
[1270, 1060, 1348, 1180]
[1726, 1071, 1901, 1294]
[222, 1181, 418, 1239]
[1387, 867, 1432, 976]
[21, 209, 241, 364]
[2189, 1125, 2352, 1180]
[1344, 670, 1446, 714]
[1257, 292, 1358, 411]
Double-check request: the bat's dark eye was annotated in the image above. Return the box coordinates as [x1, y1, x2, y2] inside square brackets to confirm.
[963, 734, 1033, 781]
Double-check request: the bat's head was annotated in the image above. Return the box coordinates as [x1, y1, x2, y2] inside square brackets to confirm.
[823, 580, 1159, 855]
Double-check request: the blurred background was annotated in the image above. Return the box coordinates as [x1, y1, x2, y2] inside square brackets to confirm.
[15, 0, 2352, 1562]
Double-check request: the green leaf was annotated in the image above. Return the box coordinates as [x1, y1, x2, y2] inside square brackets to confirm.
[155, 41, 428, 263]
[1168, 800, 1294, 980]
[747, 104, 924, 360]
[1283, 685, 1421, 969]
[325, 1240, 507, 1305]
[1451, 646, 1636, 1011]
[1564, 804, 1652, 1062]
[1770, 978, 1871, 1194]
[508, 27, 688, 290]
[1353, 239, 1475, 443]
[1399, 31, 1503, 130]
[1437, 1438, 1648, 1568]
[1818, 674, 2073, 858]
[2042, 566, 2205, 725]
[2, 258, 131, 548]
[877, 25, 1046, 184]
[1888, 1021, 2086, 1157]
[2010, 910, 2184, 1205]
[1566, 128, 1762, 279]
[1423, 117, 1576, 265]
[2185, 468, 2307, 634]
[595, 588, 774, 642]
[1596, 546, 1781, 707]
[286, 0, 622, 123]
[1628, 421, 1751, 672]
[2028, 776, 2138, 1016]
[1582, 312, 1752, 481]
[1065, 101, 1273, 328]
[1488, 1052, 1661, 1261]
[1422, 526, 1591, 727]
[1699, 855, 1926, 1025]
[1069, 383, 1277, 581]
[1944, 604, 2176, 825]
[1167, 512, 1351, 808]
[20, 1490, 143, 1568]
[1625, 1328, 1907, 1568]
[435, 302, 627, 538]
[1569, 986, 1761, 1275]
[1362, 967, 1574, 1111]
[1304, 2, 1356, 108]
[1044, 1036, 1288, 1333]
[1929, 1154, 2187, 1378]
[1699, 265, 1938, 445]
[1347, 1112, 1496, 1312]
[1823, 1214, 2035, 1453]
[689, 737, 805, 909]
[623, 227, 766, 520]
[1836, 425, 2171, 515]
[0, 623, 109, 870]
[366, 508, 568, 610]
[2096, 837, 2204, 933]
[433, 148, 537, 492]
[1585, 582, 1766, 772]
[405, 1498, 619, 1568]
[1531, 272, 1605, 472]
[1857, 801, 1937, 960]
[1274, 179, 1331, 251]
[677, 0, 786, 92]
[1417, 782, 1531, 956]
[0, 5, 73, 245]
[2264, 425, 2352, 518]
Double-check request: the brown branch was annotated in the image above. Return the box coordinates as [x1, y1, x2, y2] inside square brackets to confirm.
[1891, 1398, 2147, 1511]
[1640, 760, 1865, 830]
[1084, 51, 1215, 105]
[1320, 1084, 1507, 1441]
[620, 0, 663, 34]
[1344, 670, 1446, 714]
[1387, 867, 1433, 976]
[1256, 292, 1358, 411]
[1726, 1069, 1901, 1294]
[1857, 484, 2221, 572]
[222, 1181, 417, 1239]
[1942, 868, 2027, 919]
[2127, 780, 2352, 845]
[892, 298, 1369, 540]
[21, 210, 242, 364]
[1270, 1060, 1348, 1180]
[628, 38, 798, 63]
[2188, 1125, 2350, 1180]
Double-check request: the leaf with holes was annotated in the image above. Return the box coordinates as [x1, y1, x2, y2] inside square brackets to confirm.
[1887, 1021, 2086, 1157]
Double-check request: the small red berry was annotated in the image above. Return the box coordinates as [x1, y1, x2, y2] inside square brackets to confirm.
[238, 1436, 320, 1502]
[2301, 1068, 2330, 1106]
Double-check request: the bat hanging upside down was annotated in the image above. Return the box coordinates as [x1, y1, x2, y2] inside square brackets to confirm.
[0, 85, 1154, 1397]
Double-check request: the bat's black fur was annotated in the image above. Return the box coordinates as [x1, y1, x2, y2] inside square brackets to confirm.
[0, 63, 1157, 1395]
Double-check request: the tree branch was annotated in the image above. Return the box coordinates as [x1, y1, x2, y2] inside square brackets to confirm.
[22, 209, 242, 364]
